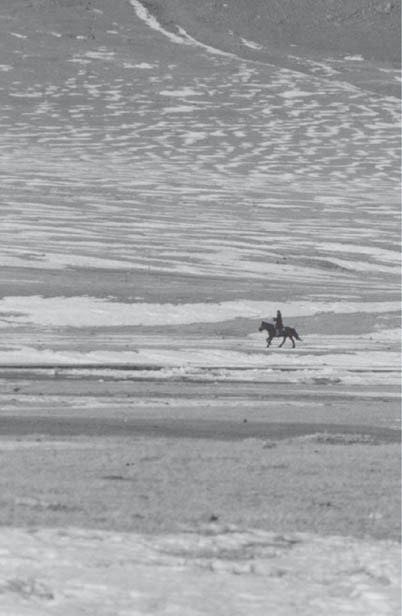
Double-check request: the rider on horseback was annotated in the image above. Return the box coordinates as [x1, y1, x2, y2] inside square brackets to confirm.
[273, 310, 284, 336]
[259, 312, 301, 348]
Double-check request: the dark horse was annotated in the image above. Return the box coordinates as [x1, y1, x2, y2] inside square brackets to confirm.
[259, 321, 302, 348]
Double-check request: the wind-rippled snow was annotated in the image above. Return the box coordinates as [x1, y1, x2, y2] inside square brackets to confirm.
[0, 1, 399, 293]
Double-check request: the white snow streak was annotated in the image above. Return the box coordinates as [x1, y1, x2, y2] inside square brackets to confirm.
[0, 296, 399, 327]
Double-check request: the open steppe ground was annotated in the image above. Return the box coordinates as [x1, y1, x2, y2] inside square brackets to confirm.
[1, 377, 400, 541]
[0, 376, 400, 614]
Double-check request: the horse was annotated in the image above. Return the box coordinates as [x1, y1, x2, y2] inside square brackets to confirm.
[258, 320, 302, 348]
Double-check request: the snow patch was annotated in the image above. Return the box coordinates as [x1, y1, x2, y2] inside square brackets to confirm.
[160, 88, 202, 97]
[0, 526, 399, 615]
[240, 37, 263, 51]
[344, 55, 365, 62]
[280, 89, 315, 99]
[129, 0, 236, 59]
[129, 0, 189, 45]
[0, 297, 399, 328]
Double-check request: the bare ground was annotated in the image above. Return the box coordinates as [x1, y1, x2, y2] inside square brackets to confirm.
[0, 378, 400, 541]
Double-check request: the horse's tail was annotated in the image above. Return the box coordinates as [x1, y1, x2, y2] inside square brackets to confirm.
[294, 330, 302, 341]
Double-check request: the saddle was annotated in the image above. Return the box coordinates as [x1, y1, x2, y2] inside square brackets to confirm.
[273, 316, 284, 336]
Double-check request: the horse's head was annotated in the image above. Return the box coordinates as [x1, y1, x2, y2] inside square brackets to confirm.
[259, 320, 275, 334]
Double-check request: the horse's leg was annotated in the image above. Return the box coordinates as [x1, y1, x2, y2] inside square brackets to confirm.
[279, 334, 287, 348]
[266, 335, 272, 348]
[290, 335, 295, 348]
